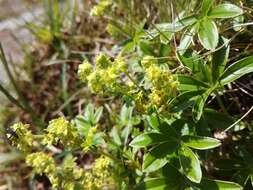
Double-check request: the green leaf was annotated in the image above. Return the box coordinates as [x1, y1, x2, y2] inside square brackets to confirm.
[146, 114, 160, 131]
[177, 75, 209, 91]
[85, 103, 95, 123]
[94, 106, 103, 123]
[208, 4, 243, 18]
[144, 178, 168, 190]
[154, 15, 197, 34]
[178, 25, 197, 54]
[170, 90, 206, 113]
[120, 104, 133, 126]
[139, 41, 155, 55]
[211, 37, 230, 83]
[182, 135, 221, 150]
[160, 31, 173, 44]
[199, 179, 243, 190]
[144, 177, 182, 190]
[111, 127, 122, 146]
[122, 41, 135, 53]
[201, 0, 214, 15]
[203, 108, 234, 130]
[220, 56, 253, 85]
[144, 164, 184, 189]
[192, 89, 212, 121]
[214, 159, 243, 171]
[130, 132, 168, 148]
[198, 18, 218, 50]
[144, 176, 184, 190]
[179, 146, 202, 183]
[176, 49, 204, 74]
[143, 141, 179, 172]
[143, 153, 168, 173]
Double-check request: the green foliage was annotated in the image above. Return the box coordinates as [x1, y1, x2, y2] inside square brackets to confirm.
[4, 0, 253, 189]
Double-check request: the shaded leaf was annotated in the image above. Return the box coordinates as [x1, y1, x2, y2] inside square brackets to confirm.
[177, 75, 209, 91]
[143, 141, 179, 172]
[146, 114, 160, 131]
[170, 90, 206, 113]
[203, 108, 234, 130]
[211, 37, 230, 83]
[179, 146, 202, 183]
[130, 132, 168, 148]
[199, 179, 243, 190]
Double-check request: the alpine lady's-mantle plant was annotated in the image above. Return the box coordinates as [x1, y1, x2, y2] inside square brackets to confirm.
[7, 0, 253, 189]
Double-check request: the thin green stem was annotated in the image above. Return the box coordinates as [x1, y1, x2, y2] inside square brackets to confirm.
[0, 83, 26, 111]
[215, 91, 228, 115]
[0, 44, 21, 98]
[0, 43, 42, 126]
[224, 106, 253, 132]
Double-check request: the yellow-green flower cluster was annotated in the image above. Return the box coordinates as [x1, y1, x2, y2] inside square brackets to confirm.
[55, 155, 84, 190]
[90, 0, 112, 16]
[78, 60, 92, 82]
[9, 123, 34, 152]
[26, 153, 86, 190]
[43, 117, 81, 148]
[26, 152, 56, 174]
[78, 53, 126, 94]
[141, 56, 178, 109]
[81, 156, 113, 190]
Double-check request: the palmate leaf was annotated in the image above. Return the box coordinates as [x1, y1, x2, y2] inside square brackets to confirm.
[179, 146, 202, 183]
[208, 4, 243, 18]
[198, 18, 219, 50]
[219, 56, 253, 85]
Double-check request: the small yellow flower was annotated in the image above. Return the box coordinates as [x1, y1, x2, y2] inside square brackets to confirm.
[78, 60, 93, 82]
[43, 117, 80, 148]
[149, 89, 166, 106]
[114, 56, 127, 72]
[95, 53, 112, 69]
[26, 152, 56, 174]
[141, 56, 158, 68]
[90, 0, 112, 16]
[9, 123, 34, 152]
